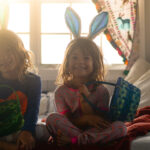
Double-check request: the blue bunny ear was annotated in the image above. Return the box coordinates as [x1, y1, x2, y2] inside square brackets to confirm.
[65, 7, 81, 38]
[88, 12, 109, 39]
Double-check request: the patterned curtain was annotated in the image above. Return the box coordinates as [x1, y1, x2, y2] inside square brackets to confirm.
[0, 2, 9, 29]
[92, 0, 139, 74]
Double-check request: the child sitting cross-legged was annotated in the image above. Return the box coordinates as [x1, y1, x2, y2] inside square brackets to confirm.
[46, 37, 127, 146]
[46, 7, 127, 146]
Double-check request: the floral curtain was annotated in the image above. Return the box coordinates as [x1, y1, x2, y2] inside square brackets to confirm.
[92, 0, 139, 74]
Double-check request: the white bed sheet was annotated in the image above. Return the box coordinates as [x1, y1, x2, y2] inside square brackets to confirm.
[131, 132, 150, 150]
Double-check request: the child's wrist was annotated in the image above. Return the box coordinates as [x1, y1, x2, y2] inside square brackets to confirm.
[86, 92, 91, 97]
[82, 91, 90, 98]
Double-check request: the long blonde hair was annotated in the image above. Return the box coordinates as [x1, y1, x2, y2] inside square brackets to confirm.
[56, 37, 105, 85]
[0, 29, 35, 81]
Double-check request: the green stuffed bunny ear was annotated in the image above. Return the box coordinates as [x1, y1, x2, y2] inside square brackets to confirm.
[65, 7, 81, 38]
[88, 11, 109, 39]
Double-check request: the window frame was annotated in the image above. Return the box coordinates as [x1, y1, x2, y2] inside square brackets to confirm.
[31, 0, 100, 67]
[8, 0, 125, 69]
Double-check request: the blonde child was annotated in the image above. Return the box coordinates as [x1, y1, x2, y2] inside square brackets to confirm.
[46, 37, 127, 146]
[0, 29, 41, 150]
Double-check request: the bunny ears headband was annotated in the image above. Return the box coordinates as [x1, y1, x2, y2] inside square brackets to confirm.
[65, 7, 109, 40]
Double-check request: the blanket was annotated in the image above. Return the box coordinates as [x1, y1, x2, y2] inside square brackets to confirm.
[34, 106, 150, 150]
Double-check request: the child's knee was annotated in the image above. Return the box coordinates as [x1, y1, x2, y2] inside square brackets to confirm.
[112, 121, 127, 137]
[46, 112, 62, 125]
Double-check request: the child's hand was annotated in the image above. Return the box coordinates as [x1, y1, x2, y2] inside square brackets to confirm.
[79, 84, 90, 97]
[79, 95, 94, 115]
[78, 85, 93, 115]
[17, 131, 35, 150]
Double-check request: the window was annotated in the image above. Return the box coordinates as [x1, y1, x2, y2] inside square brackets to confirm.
[7, 0, 123, 66]
[8, 2, 30, 50]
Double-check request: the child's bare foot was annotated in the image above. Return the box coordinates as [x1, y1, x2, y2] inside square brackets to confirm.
[56, 130, 71, 146]
[48, 136, 54, 144]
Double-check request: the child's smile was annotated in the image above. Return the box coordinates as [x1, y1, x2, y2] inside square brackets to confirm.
[68, 49, 93, 79]
[73, 65, 87, 71]
[0, 51, 19, 79]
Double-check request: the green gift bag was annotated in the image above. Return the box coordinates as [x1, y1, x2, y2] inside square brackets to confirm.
[0, 85, 24, 137]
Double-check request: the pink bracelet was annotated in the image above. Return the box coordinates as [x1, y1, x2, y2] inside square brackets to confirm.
[71, 137, 77, 144]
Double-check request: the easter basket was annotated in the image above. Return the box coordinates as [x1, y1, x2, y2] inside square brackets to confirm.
[0, 85, 24, 137]
[83, 77, 141, 122]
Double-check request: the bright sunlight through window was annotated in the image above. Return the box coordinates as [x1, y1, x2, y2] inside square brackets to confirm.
[8, 3, 30, 51]
[7, 0, 123, 65]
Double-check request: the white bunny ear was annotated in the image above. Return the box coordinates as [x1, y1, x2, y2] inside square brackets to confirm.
[88, 11, 109, 39]
[65, 7, 81, 38]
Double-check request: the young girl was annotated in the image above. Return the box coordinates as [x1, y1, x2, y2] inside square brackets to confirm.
[0, 29, 41, 150]
[46, 37, 127, 146]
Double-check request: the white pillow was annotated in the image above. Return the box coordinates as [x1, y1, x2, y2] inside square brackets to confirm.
[125, 58, 150, 83]
[39, 94, 49, 115]
[133, 69, 150, 108]
[47, 92, 56, 113]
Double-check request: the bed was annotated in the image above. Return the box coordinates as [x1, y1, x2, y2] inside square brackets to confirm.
[36, 57, 150, 150]
[125, 58, 150, 150]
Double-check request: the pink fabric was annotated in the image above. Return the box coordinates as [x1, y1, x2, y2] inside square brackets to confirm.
[60, 109, 70, 115]
[46, 113, 127, 145]
[37, 106, 150, 150]
[71, 137, 78, 144]
[54, 84, 110, 115]
[46, 84, 127, 144]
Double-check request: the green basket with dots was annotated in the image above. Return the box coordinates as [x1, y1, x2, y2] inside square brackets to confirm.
[109, 77, 141, 122]
[84, 77, 141, 122]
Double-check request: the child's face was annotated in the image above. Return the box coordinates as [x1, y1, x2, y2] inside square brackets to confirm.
[68, 49, 93, 80]
[0, 50, 19, 78]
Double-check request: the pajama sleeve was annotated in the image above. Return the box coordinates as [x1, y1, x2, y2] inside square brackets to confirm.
[55, 87, 70, 115]
[22, 74, 41, 135]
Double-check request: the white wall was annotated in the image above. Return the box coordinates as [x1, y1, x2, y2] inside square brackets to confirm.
[139, 0, 150, 62]
[139, 0, 145, 58]
[145, 0, 150, 62]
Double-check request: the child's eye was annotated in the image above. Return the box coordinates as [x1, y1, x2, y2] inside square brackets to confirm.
[72, 56, 78, 60]
[0, 63, 4, 67]
[84, 56, 90, 60]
